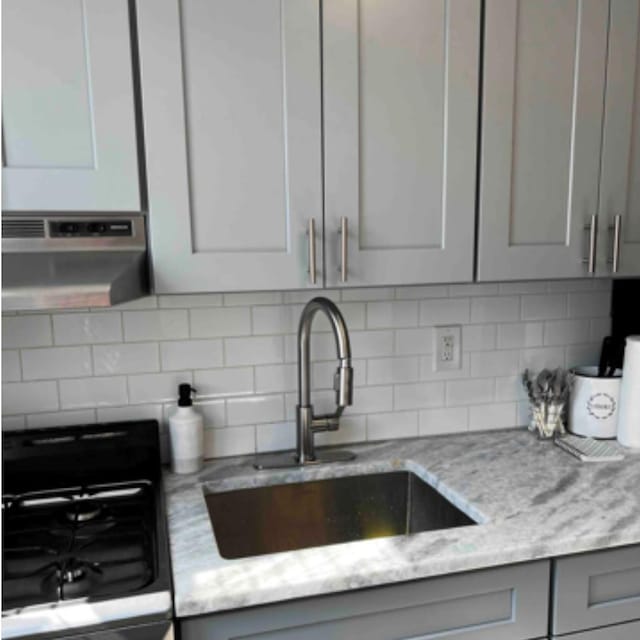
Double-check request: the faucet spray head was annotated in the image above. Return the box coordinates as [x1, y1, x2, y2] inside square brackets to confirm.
[334, 360, 353, 408]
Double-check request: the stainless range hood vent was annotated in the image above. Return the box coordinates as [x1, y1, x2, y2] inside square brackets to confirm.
[2, 215, 149, 311]
[2, 219, 45, 239]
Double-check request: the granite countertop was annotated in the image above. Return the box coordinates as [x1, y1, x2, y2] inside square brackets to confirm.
[163, 429, 640, 618]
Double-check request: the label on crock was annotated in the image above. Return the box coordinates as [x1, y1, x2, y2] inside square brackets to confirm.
[587, 393, 616, 420]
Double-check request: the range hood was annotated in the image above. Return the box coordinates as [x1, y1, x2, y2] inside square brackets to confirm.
[2, 216, 149, 311]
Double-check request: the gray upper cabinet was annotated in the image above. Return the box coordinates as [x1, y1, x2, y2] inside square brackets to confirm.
[323, 0, 480, 287]
[598, 0, 640, 277]
[136, 0, 324, 293]
[2, 0, 140, 212]
[478, 0, 609, 281]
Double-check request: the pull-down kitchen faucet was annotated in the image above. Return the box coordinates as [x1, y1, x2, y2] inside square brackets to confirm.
[255, 297, 355, 469]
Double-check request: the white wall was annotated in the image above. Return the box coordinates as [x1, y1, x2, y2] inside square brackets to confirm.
[2, 280, 611, 459]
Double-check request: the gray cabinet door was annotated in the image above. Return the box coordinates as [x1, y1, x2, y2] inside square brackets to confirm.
[598, 0, 640, 277]
[137, 0, 323, 294]
[323, 0, 480, 287]
[478, 0, 609, 281]
[180, 560, 550, 640]
[552, 545, 640, 636]
[2, 0, 140, 212]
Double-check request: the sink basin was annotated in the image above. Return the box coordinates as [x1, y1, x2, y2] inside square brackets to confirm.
[205, 471, 476, 559]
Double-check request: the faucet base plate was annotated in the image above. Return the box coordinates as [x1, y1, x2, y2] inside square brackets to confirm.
[254, 449, 355, 470]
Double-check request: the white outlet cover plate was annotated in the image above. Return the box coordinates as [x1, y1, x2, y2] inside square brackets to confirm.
[434, 325, 462, 371]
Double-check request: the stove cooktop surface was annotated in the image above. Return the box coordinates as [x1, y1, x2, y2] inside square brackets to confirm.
[2, 481, 157, 611]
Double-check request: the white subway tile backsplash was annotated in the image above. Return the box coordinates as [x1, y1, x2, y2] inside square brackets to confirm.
[395, 285, 449, 300]
[449, 283, 498, 297]
[2, 381, 59, 414]
[543, 319, 590, 346]
[420, 298, 470, 325]
[124, 310, 188, 342]
[3, 315, 52, 348]
[367, 357, 419, 385]
[367, 411, 418, 440]
[366, 301, 418, 329]
[227, 394, 284, 426]
[497, 322, 544, 349]
[419, 407, 468, 435]
[256, 421, 295, 453]
[225, 335, 284, 366]
[393, 382, 445, 410]
[60, 377, 127, 409]
[353, 385, 394, 413]
[194, 367, 253, 397]
[462, 324, 497, 352]
[395, 328, 433, 355]
[128, 372, 192, 404]
[27, 409, 96, 428]
[22, 347, 91, 380]
[94, 343, 159, 375]
[471, 296, 520, 323]
[568, 291, 612, 318]
[470, 350, 520, 377]
[520, 347, 565, 371]
[2, 279, 612, 458]
[494, 376, 527, 402]
[255, 364, 297, 394]
[54, 313, 122, 345]
[97, 403, 163, 424]
[521, 294, 567, 320]
[160, 340, 222, 371]
[224, 292, 283, 306]
[2, 415, 26, 430]
[190, 307, 250, 338]
[341, 287, 394, 302]
[2, 350, 21, 382]
[469, 402, 517, 431]
[446, 379, 494, 406]
[204, 426, 255, 458]
[159, 294, 222, 308]
[315, 415, 367, 446]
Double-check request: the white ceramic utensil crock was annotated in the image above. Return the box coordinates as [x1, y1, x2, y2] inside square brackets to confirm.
[568, 366, 622, 439]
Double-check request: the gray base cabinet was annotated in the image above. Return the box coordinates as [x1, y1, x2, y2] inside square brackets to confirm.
[551, 545, 640, 637]
[552, 620, 640, 639]
[180, 561, 550, 640]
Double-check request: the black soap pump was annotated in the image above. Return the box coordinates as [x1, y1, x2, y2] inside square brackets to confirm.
[168, 383, 204, 474]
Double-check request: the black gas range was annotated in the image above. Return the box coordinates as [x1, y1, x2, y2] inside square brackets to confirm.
[2, 420, 173, 639]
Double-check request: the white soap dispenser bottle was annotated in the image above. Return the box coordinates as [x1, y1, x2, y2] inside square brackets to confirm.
[169, 383, 204, 474]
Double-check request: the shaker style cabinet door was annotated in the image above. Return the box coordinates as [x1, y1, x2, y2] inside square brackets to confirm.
[477, 0, 609, 281]
[136, 0, 323, 293]
[323, 0, 480, 287]
[2, 0, 140, 212]
[598, 0, 640, 277]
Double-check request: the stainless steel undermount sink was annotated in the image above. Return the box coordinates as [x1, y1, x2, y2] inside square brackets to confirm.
[205, 471, 476, 559]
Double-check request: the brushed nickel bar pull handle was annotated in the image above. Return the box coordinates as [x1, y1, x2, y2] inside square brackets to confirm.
[338, 217, 348, 283]
[612, 214, 622, 274]
[307, 218, 317, 285]
[582, 215, 598, 274]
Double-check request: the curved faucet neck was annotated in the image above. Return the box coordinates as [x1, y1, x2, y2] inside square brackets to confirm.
[297, 297, 351, 407]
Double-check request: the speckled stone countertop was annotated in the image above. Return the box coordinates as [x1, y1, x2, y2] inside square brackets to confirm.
[163, 429, 640, 618]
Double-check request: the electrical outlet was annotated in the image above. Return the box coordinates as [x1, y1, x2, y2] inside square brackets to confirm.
[434, 325, 462, 371]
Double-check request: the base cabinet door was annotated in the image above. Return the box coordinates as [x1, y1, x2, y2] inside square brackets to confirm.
[180, 561, 550, 640]
[322, 0, 480, 287]
[137, 0, 324, 293]
[478, 0, 609, 281]
[597, 0, 640, 277]
[551, 545, 640, 636]
[2, 0, 140, 212]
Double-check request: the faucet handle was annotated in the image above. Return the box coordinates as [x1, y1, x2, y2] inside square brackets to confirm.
[334, 364, 353, 408]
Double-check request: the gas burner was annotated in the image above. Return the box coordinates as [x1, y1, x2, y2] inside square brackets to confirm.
[65, 500, 103, 524]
